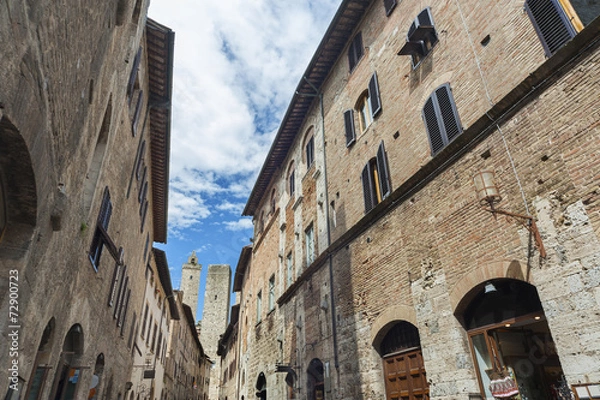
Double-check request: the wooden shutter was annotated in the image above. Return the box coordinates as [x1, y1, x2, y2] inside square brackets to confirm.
[423, 97, 444, 155]
[423, 84, 462, 155]
[362, 164, 375, 213]
[376, 142, 391, 199]
[369, 73, 382, 118]
[344, 110, 356, 146]
[384, 0, 397, 16]
[348, 32, 363, 71]
[436, 85, 462, 142]
[132, 90, 144, 136]
[127, 47, 142, 100]
[98, 188, 112, 229]
[525, 0, 576, 57]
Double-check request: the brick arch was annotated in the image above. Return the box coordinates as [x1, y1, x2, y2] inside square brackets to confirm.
[449, 259, 529, 315]
[370, 304, 416, 349]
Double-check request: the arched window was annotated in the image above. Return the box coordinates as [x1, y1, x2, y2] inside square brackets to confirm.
[51, 324, 85, 400]
[25, 318, 56, 399]
[287, 162, 295, 196]
[303, 127, 315, 168]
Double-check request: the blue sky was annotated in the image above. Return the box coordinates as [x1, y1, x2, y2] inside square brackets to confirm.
[148, 0, 341, 321]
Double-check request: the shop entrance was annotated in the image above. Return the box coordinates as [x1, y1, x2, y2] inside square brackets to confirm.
[459, 279, 568, 400]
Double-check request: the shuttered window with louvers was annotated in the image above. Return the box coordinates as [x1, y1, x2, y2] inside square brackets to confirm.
[422, 84, 462, 156]
[525, 0, 576, 57]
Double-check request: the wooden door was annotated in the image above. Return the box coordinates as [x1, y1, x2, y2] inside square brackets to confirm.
[383, 349, 429, 400]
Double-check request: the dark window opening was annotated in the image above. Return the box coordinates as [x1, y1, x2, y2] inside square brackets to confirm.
[348, 32, 364, 72]
[361, 142, 391, 213]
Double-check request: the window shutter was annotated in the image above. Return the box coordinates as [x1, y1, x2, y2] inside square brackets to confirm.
[384, 0, 397, 16]
[132, 90, 144, 136]
[344, 110, 356, 146]
[436, 85, 462, 142]
[423, 97, 444, 155]
[348, 33, 363, 71]
[525, 0, 576, 57]
[376, 142, 391, 199]
[127, 47, 142, 99]
[369, 73, 382, 118]
[98, 188, 112, 229]
[417, 7, 433, 27]
[362, 164, 375, 213]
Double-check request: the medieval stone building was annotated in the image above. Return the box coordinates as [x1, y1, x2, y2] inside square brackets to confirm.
[0, 0, 194, 398]
[232, 0, 600, 399]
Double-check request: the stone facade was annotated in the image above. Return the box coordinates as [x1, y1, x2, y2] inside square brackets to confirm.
[202, 264, 231, 400]
[0, 0, 179, 398]
[164, 291, 211, 400]
[234, 1, 600, 400]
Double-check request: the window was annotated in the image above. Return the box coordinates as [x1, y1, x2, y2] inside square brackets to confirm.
[361, 141, 391, 213]
[356, 92, 372, 133]
[398, 7, 438, 67]
[89, 187, 113, 270]
[422, 83, 462, 155]
[256, 290, 262, 323]
[288, 163, 296, 196]
[270, 189, 276, 214]
[344, 110, 356, 146]
[127, 47, 142, 102]
[383, 0, 397, 16]
[305, 135, 314, 168]
[305, 224, 315, 267]
[286, 252, 293, 288]
[348, 32, 364, 71]
[268, 275, 275, 312]
[345, 73, 382, 141]
[141, 303, 149, 339]
[525, 0, 577, 57]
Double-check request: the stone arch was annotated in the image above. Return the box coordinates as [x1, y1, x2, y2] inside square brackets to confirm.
[449, 259, 528, 317]
[50, 324, 85, 399]
[0, 116, 37, 258]
[370, 304, 416, 349]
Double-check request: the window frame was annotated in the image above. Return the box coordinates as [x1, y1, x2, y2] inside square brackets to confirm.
[89, 187, 113, 270]
[348, 32, 364, 72]
[256, 290, 262, 323]
[422, 83, 463, 156]
[268, 275, 275, 312]
[305, 224, 315, 267]
[362, 141, 392, 213]
[286, 252, 294, 288]
[305, 135, 315, 168]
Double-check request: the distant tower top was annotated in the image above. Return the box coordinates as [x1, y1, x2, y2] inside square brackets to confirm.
[181, 251, 202, 320]
[189, 250, 199, 265]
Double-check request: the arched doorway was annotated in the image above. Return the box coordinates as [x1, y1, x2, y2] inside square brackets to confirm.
[51, 324, 85, 400]
[255, 372, 266, 400]
[87, 354, 104, 400]
[307, 359, 324, 400]
[377, 321, 429, 400]
[25, 318, 56, 399]
[457, 279, 566, 399]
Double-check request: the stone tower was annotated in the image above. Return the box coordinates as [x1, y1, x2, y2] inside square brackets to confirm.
[202, 264, 231, 400]
[180, 251, 202, 320]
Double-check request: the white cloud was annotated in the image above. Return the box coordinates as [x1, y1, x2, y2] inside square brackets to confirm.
[149, 0, 341, 236]
[223, 218, 254, 232]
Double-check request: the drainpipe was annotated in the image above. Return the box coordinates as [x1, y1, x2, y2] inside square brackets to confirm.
[300, 77, 339, 372]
